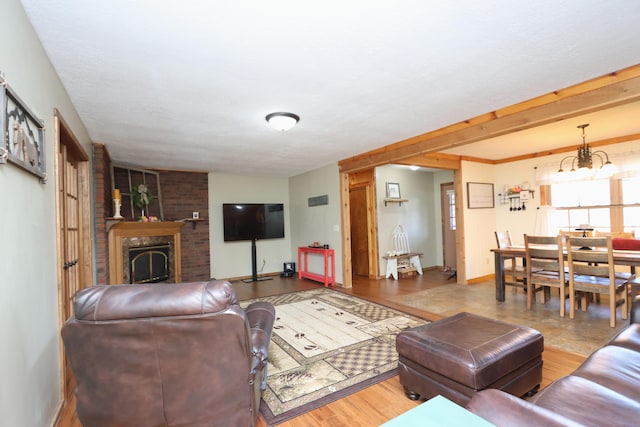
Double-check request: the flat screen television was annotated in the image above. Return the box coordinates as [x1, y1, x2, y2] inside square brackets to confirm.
[223, 203, 285, 242]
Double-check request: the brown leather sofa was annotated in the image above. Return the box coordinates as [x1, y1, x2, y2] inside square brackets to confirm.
[467, 292, 640, 427]
[62, 280, 275, 427]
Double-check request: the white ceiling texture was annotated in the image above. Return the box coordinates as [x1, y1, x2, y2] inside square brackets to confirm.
[19, 1, 640, 176]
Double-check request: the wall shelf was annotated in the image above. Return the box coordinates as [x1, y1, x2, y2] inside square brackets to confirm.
[175, 218, 206, 229]
[384, 199, 408, 207]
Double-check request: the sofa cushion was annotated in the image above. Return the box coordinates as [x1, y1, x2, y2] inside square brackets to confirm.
[530, 375, 640, 427]
[612, 237, 640, 250]
[609, 323, 640, 352]
[467, 389, 583, 427]
[572, 345, 640, 402]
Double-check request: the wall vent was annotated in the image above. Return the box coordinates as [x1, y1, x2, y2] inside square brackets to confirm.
[308, 195, 328, 207]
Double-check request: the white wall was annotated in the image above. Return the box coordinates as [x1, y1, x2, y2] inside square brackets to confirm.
[375, 165, 440, 276]
[0, 1, 92, 425]
[208, 173, 291, 279]
[288, 163, 343, 284]
[460, 161, 497, 279]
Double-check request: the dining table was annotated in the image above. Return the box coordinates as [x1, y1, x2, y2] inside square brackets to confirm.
[491, 245, 640, 301]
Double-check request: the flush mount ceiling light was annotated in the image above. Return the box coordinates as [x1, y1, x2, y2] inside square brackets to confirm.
[265, 112, 299, 132]
[557, 124, 616, 177]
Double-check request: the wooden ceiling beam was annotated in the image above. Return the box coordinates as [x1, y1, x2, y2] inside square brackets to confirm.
[395, 153, 462, 170]
[339, 64, 640, 173]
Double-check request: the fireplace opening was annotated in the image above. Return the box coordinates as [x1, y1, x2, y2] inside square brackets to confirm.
[129, 244, 170, 284]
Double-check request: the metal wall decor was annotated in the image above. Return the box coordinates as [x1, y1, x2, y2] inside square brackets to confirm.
[0, 72, 46, 182]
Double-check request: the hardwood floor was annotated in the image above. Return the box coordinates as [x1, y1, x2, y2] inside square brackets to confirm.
[56, 271, 586, 427]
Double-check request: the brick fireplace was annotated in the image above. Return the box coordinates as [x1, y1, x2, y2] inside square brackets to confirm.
[108, 221, 185, 285]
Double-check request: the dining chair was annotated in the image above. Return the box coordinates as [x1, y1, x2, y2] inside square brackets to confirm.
[495, 231, 526, 293]
[566, 236, 630, 328]
[524, 234, 568, 316]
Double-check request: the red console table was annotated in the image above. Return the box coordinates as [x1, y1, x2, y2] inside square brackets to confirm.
[298, 246, 335, 287]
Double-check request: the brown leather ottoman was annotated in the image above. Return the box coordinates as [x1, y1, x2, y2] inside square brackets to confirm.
[396, 312, 543, 406]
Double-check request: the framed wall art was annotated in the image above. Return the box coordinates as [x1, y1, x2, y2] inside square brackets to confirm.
[467, 182, 494, 209]
[1, 73, 46, 182]
[386, 182, 401, 199]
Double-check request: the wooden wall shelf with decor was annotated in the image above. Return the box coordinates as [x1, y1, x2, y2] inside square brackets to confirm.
[384, 199, 408, 207]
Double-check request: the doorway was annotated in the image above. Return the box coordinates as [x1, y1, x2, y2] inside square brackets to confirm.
[441, 182, 457, 273]
[54, 110, 91, 404]
[349, 186, 369, 276]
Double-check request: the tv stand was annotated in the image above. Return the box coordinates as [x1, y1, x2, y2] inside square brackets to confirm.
[242, 237, 273, 283]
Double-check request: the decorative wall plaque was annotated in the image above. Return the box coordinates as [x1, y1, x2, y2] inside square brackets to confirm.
[1, 72, 46, 182]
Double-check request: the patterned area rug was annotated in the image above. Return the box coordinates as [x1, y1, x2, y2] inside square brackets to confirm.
[241, 288, 429, 426]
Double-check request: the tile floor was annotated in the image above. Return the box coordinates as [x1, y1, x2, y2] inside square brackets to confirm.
[388, 279, 628, 356]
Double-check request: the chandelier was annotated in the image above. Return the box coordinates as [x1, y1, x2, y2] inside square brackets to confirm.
[557, 124, 616, 177]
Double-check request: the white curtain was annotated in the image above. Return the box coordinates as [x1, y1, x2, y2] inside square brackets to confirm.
[534, 205, 557, 235]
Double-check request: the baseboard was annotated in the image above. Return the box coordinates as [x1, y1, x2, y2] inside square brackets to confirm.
[49, 399, 64, 427]
[467, 273, 495, 285]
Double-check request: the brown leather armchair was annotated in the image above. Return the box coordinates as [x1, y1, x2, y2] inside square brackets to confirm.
[62, 280, 275, 427]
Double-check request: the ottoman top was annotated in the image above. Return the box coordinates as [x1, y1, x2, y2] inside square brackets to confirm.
[396, 312, 543, 389]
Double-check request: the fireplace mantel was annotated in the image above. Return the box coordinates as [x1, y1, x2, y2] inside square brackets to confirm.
[108, 222, 185, 284]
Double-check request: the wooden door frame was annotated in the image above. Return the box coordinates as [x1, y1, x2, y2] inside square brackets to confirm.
[54, 109, 92, 405]
[343, 169, 379, 287]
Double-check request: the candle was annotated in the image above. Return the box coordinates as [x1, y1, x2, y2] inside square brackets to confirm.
[113, 188, 121, 200]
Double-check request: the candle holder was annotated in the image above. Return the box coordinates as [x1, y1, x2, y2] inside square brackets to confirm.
[113, 198, 123, 219]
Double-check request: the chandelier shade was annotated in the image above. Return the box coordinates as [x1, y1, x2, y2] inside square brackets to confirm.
[265, 112, 300, 132]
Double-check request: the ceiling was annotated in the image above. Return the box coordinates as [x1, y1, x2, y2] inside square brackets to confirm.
[19, 1, 640, 177]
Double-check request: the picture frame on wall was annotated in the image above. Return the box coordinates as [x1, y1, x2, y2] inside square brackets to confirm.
[386, 182, 401, 199]
[467, 182, 494, 209]
[1, 75, 46, 182]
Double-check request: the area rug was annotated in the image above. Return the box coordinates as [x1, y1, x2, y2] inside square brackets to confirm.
[241, 288, 429, 426]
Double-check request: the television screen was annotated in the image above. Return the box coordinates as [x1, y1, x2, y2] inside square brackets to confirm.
[223, 203, 285, 241]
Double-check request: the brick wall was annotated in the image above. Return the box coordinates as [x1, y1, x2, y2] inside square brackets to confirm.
[159, 171, 211, 282]
[93, 143, 211, 284]
[93, 143, 112, 285]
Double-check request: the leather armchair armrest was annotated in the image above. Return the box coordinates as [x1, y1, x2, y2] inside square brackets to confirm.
[246, 301, 276, 375]
[466, 389, 583, 427]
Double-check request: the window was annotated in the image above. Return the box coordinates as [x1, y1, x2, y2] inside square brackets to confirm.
[447, 189, 456, 230]
[111, 164, 164, 220]
[551, 179, 610, 207]
[550, 179, 610, 232]
[549, 176, 639, 237]
[622, 176, 640, 237]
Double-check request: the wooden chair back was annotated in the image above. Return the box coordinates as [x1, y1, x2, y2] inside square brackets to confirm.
[566, 236, 614, 277]
[559, 230, 592, 238]
[495, 231, 514, 249]
[566, 236, 628, 327]
[524, 234, 567, 315]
